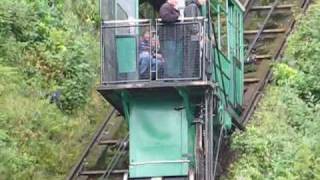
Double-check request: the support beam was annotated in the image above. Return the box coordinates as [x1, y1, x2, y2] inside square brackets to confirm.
[226, 105, 246, 131]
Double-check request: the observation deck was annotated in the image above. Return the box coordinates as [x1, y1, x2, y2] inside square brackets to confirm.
[98, 18, 216, 114]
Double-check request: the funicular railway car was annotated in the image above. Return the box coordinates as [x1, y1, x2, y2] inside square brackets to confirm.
[98, 0, 244, 179]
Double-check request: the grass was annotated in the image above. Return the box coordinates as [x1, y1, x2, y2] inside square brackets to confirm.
[225, 86, 320, 180]
[0, 65, 109, 179]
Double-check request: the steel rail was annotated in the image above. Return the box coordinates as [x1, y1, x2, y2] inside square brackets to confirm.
[102, 134, 129, 179]
[244, 0, 256, 19]
[213, 126, 224, 179]
[67, 108, 116, 180]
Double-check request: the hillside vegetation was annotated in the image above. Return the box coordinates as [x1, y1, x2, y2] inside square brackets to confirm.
[226, 1, 320, 179]
[0, 0, 108, 179]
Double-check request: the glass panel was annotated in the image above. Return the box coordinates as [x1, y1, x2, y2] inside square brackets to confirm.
[100, 0, 137, 21]
[116, 0, 136, 20]
[101, 0, 115, 20]
[102, 21, 152, 83]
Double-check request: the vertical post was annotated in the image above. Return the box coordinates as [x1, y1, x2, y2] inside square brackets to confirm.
[100, 0, 104, 84]
[217, 4, 221, 49]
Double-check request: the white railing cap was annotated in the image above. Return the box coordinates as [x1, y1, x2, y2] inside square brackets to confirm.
[156, 16, 206, 22]
[103, 19, 151, 24]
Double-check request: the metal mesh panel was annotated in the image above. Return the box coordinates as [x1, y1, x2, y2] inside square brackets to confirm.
[101, 19, 206, 84]
[156, 20, 203, 80]
[101, 20, 152, 83]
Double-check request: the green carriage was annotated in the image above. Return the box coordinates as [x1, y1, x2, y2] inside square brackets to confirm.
[98, 0, 244, 179]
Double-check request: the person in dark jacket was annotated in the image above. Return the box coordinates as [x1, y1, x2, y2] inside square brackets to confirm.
[183, 0, 203, 78]
[159, 0, 183, 78]
[159, 0, 180, 23]
[184, 0, 201, 18]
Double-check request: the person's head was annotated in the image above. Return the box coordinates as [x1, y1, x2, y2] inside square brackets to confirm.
[167, 0, 178, 6]
[143, 31, 150, 41]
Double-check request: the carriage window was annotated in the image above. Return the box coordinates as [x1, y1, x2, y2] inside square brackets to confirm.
[116, 0, 137, 20]
[101, 0, 115, 20]
[116, 4, 128, 20]
[100, 0, 137, 21]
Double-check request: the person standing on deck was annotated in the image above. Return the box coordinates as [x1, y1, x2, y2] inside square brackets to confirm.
[183, 0, 203, 78]
[159, 0, 183, 78]
[160, 0, 180, 23]
[184, 0, 201, 17]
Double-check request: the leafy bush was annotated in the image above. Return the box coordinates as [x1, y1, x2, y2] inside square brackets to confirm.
[0, 0, 108, 179]
[227, 2, 320, 179]
[282, 2, 320, 103]
[1, 0, 99, 113]
[0, 65, 108, 179]
[226, 87, 320, 180]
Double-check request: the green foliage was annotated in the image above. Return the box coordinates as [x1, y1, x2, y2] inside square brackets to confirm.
[0, 0, 100, 112]
[281, 2, 320, 103]
[226, 87, 320, 180]
[227, 2, 320, 179]
[0, 65, 108, 179]
[0, 0, 107, 179]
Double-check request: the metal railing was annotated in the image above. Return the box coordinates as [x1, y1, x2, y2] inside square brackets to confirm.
[101, 18, 207, 84]
[101, 19, 152, 84]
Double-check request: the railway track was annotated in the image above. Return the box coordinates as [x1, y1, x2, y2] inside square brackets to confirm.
[67, 0, 311, 179]
[241, 0, 310, 124]
[67, 109, 129, 180]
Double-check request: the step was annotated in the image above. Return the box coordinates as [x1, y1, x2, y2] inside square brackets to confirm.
[250, 4, 294, 11]
[255, 54, 272, 59]
[98, 139, 129, 146]
[245, 78, 260, 83]
[98, 139, 120, 146]
[80, 169, 128, 176]
[245, 28, 286, 35]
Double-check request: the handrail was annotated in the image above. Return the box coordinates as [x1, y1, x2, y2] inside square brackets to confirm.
[103, 17, 206, 25]
[102, 19, 151, 24]
[156, 16, 206, 21]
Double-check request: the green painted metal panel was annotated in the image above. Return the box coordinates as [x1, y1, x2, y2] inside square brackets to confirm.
[210, 0, 244, 128]
[213, 49, 231, 102]
[116, 37, 137, 73]
[129, 96, 191, 178]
